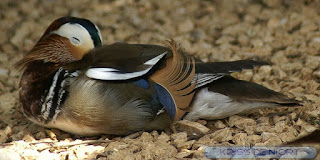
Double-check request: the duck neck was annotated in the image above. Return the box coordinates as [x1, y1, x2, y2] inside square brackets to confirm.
[19, 62, 57, 119]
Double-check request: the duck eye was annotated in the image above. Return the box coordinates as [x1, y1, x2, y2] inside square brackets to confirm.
[70, 37, 81, 45]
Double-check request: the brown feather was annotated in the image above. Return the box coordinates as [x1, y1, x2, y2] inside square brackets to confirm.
[150, 39, 196, 120]
[16, 35, 85, 71]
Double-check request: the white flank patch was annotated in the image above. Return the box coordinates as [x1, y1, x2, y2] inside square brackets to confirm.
[85, 52, 167, 80]
[184, 87, 278, 121]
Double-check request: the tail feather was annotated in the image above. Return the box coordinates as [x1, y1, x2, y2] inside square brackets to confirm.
[205, 76, 301, 106]
[193, 60, 269, 89]
[195, 60, 269, 74]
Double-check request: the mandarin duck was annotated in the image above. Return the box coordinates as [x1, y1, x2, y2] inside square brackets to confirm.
[16, 17, 300, 136]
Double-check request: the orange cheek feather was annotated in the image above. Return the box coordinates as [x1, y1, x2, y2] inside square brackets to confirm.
[68, 42, 89, 60]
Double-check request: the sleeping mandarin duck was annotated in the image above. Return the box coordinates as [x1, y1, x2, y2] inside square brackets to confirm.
[16, 17, 300, 136]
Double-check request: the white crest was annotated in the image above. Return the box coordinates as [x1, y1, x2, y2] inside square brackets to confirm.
[52, 23, 95, 50]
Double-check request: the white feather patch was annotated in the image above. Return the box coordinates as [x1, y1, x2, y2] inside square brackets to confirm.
[184, 87, 278, 121]
[85, 52, 167, 80]
[192, 73, 224, 88]
[52, 23, 94, 49]
[41, 68, 64, 120]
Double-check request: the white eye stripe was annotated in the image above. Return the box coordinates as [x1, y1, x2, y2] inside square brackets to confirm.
[52, 23, 94, 48]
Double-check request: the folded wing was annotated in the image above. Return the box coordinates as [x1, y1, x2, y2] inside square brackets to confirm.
[78, 41, 270, 120]
[84, 42, 169, 80]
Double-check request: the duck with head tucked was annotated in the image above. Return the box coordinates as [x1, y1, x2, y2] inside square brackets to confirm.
[16, 17, 300, 136]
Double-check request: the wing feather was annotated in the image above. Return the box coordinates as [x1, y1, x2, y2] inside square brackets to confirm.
[151, 39, 196, 120]
[193, 60, 268, 89]
[86, 52, 166, 80]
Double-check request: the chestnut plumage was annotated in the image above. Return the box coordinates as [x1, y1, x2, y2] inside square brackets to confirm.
[16, 17, 300, 136]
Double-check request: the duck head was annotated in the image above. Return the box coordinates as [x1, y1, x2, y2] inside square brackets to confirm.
[17, 16, 102, 68]
[16, 16, 102, 119]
